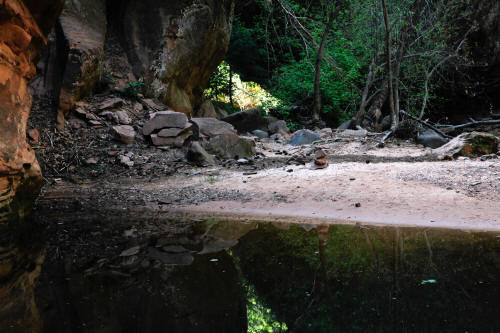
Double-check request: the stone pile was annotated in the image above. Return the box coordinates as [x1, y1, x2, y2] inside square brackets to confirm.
[142, 111, 192, 148]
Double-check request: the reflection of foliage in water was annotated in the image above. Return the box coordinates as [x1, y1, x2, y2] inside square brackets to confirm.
[233, 224, 500, 332]
[247, 284, 288, 333]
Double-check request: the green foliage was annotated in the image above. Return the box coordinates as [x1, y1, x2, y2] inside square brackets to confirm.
[226, 0, 477, 126]
[247, 285, 288, 333]
[122, 80, 144, 99]
[205, 62, 232, 101]
[205, 61, 282, 113]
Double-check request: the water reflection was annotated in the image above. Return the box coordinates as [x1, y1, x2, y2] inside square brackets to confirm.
[36, 219, 500, 332]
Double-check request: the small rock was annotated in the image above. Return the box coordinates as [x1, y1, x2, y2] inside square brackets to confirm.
[134, 102, 144, 111]
[237, 158, 249, 164]
[119, 245, 140, 257]
[118, 155, 134, 167]
[89, 120, 103, 126]
[99, 97, 123, 110]
[112, 125, 136, 145]
[251, 129, 269, 139]
[289, 129, 322, 146]
[85, 157, 99, 165]
[115, 110, 132, 125]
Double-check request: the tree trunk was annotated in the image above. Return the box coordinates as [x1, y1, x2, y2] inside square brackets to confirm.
[312, 10, 335, 120]
[393, 37, 406, 120]
[229, 66, 233, 106]
[381, 0, 397, 131]
[355, 56, 376, 126]
[366, 79, 389, 128]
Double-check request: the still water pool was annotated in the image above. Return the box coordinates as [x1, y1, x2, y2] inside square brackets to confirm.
[36, 218, 500, 332]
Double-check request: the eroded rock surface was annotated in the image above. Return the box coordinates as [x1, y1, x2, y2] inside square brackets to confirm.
[109, 0, 234, 115]
[0, 1, 64, 331]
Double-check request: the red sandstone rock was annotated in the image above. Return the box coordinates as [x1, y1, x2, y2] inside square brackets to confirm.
[0, 1, 65, 330]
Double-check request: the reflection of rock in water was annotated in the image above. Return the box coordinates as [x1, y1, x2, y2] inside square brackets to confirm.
[37, 250, 246, 332]
[34, 216, 256, 333]
[199, 220, 258, 254]
[33, 210, 500, 333]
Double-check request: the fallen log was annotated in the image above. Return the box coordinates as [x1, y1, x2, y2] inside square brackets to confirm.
[437, 119, 500, 130]
[400, 110, 452, 139]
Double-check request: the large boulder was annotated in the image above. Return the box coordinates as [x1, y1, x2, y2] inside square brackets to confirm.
[416, 129, 448, 148]
[191, 118, 236, 139]
[288, 129, 322, 146]
[206, 134, 256, 160]
[432, 132, 499, 159]
[222, 108, 269, 133]
[0, 1, 64, 331]
[108, 0, 235, 115]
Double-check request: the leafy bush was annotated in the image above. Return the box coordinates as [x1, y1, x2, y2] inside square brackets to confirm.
[122, 80, 144, 99]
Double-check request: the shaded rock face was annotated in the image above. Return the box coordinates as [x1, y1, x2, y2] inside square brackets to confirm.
[108, 0, 234, 115]
[30, 0, 107, 130]
[0, 1, 64, 330]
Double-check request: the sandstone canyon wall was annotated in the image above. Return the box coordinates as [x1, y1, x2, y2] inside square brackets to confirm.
[0, 1, 64, 331]
[32, 0, 234, 129]
[109, 0, 234, 116]
[1, 0, 234, 330]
